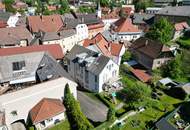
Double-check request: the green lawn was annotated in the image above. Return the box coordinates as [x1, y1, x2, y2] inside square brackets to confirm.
[48, 120, 70, 130]
[120, 90, 182, 130]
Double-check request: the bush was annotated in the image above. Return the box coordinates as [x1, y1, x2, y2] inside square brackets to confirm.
[107, 107, 116, 121]
[96, 93, 114, 108]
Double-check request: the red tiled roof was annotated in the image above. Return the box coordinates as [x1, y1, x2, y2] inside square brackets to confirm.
[27, 15, 64, 33]
[30, 98, 65, 124]
[130, 68, 151, 82]
[175, 22, 189, 31]
[83, 33, 123, 57]
[111, 43, 123, 56]
[0, 21, 7, 28]
[113, 18, 140, 32]
[88, 23, 104, 30]
[0, 44, 64, 59]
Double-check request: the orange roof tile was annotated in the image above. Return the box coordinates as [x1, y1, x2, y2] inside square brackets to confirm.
[130, 68, 151, 82]
[88, 23, 104, 30]
[30, 98, 65, 124]
[113, 18, 140, 33]
[27, 15, 64, 33]
[83, 33, 123, 57]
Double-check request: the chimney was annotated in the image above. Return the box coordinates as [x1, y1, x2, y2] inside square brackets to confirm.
[108, 42, 111, 52]
[81, 17, 84, 23]
[40, 15, 42, 20]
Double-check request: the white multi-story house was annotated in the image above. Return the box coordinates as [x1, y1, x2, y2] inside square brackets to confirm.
[7, 12, 21, 27]
[66, 45, 119, 93]
[110, 18, 143, 42]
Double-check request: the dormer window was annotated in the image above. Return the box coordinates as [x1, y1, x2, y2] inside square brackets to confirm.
[12, 61, 26, 71]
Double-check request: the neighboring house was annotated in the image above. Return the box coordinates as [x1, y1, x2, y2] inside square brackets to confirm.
[110, 18, 143, 42]
[145, 7, 162, 14]
[0, 2, 5, 12]
[101, 7, 133, 30]
[62, 16, 89, 42]
[155, 6, 190, 23]
[0, 44, 64, 60]
[0, 77, 77, 130]
[65, 45, 119, 93]
[83, 33, 125, 65]
[130, 37, 174, 70]
[12, 1, 28, 10]
[76, 13, 104, 38]
[131, 13, 154, 31]
[27, 15, 64, 34]
[0, 51, 68, 87]
[7, 12, 21, 27]
[40, 29, 78, 53]
[0, 26, 33, 48]
[153, 0, 182, 7]
[0, 12, 12, 28]
[173, 22, 189, 40]
[29, 98, 66, 130]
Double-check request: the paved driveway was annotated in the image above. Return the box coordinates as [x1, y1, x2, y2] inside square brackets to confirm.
[77, 91, 108, 122]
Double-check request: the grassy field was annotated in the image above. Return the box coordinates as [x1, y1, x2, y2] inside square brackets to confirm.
[48, 120, 70, 130]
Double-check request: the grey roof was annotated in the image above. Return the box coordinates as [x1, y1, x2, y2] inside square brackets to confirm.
[41, 29, 76, 41]
[102, 30, 113, 42]
[156, 118, 177, 130]
[0, 51, 73, 84]
[156, 6, 190, 17]
[76, 13, 102, 25]
[64, 18, 80, 29]
[154, 0, 174, 2]
[66, 45, 110, 75]
[132, 13, 154, 25]
[0, 12, 12, 21]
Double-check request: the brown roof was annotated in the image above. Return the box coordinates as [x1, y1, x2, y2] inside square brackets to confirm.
[30, 98, 65, 124]
[130, 68, 151, 82]
[83, 33, 123, 57]
[0, 26, 32, 46]
[27, 15, 64, 33]
[0, 44, 64, 59]
[175, 22, 189, 31]
[131, 37, 172, 59]
[113, 18, 140, 33]
[88, 22, 104, 30]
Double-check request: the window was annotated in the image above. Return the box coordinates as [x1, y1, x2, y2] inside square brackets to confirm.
[95, 75, 98, 82]
[157, 61, 161, 64]
[46, 118, 53, 123]
[12, 61, 25, 71]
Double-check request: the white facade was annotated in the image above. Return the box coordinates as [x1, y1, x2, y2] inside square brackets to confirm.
[7, 13, 21, 27]
[146, 7, 162, 14]
[68, 58, 119, 93]
[0, 77, 77, 130]
[35, 112, 65, 130]
[112, 32, 142, 42]
[103, 19, 118, 30]
[76, 24, 88, 42]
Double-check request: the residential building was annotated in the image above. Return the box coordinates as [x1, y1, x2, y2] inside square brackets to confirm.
[155, 6, 190, 23]
[40, 29, 78, 53]
[0, 2, 5, 12]
[131, 13, 154, 31]
[83, 33, 125, 65]
[145, 7, 162, 14]
[0, 44, 64, 60]
[110, 18, 143, 42]
[27, 15, 64, 34]
[153, 0, 182, 7]
[0, 12, 12, 28]
[0, 26, 33, 48]
[65, 45, 119, 93]
[0, 51, 68, 88]
[173, 22, 189, 40]
[7, 12, 21, 27]
[29, 98, 66, 130]
[0, 77, 77, 130]
[130, 37, 174, 70]
[12, 1, 28, 10]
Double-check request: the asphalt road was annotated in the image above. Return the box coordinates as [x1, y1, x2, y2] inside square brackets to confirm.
[77, 91, 108, 122]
